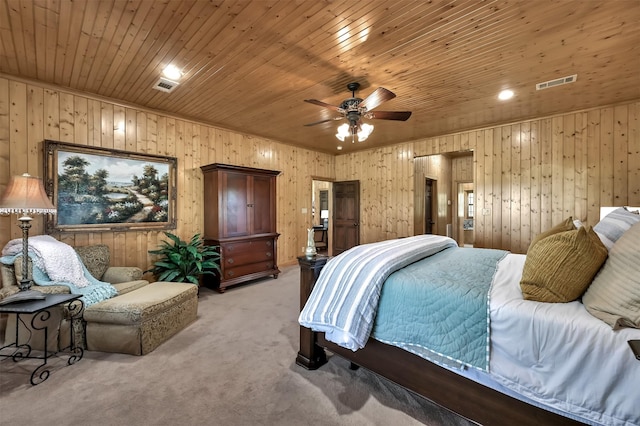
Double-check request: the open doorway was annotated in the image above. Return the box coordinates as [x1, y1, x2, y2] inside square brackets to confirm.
[414, 151, 474, 240]
[456, 182, 474, 247]
[312, 180, 332, 255]
[311, 179, 360, 256]
[425, 178, 436, 234]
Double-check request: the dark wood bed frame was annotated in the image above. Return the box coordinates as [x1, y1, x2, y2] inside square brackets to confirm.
[296, 255, 583, 426]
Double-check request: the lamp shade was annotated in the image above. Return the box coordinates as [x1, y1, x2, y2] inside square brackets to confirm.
[357, 123, 374, 141]
[0, 173, 57, 215]
[336, 121, 374, 143]
[336, 123, 351, 142]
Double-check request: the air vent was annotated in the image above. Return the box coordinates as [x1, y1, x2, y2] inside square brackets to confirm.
[153, 77, 179, 93]
[536, 74, 577, 90]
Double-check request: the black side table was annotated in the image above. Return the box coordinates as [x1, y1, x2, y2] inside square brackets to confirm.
[0, 293, 84, 385]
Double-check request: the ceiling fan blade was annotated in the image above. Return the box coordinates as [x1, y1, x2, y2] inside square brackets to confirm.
[359, 87, 396, 111]
[367, 110, 412, 121]
[304, 99, 342, 112]
[303, 117, 343, 127]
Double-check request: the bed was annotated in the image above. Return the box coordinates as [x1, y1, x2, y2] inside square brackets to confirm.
[296, 207, 640, 426]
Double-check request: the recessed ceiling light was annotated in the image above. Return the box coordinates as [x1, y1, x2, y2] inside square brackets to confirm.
[337, 145, 343, 150]
[162, 64, 182, 81]
[498, 89, 514, 100]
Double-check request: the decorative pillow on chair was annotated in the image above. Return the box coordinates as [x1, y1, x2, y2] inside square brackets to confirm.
[527, 216, 575, 253]
[74, 244, 110, 280]
[582, 221, 640, 329]
[593, 207, 640, 250]
[12, 256, 70, 294]
[520, 226, 608, 303]
[0, 262, 17, 288]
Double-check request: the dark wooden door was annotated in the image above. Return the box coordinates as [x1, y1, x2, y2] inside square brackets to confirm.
[333, 180, 360, 255]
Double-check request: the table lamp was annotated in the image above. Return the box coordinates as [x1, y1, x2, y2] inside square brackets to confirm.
[0, 173, 57, 303]
[320, 209, 329, 228]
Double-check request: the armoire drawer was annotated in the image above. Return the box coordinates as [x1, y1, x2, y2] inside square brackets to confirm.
[225, 261, 275, 279]
[221, 240, 274, 266]
[222, 239, 273, 254]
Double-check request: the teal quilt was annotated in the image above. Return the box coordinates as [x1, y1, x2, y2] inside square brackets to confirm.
[371, 247, 507, 371]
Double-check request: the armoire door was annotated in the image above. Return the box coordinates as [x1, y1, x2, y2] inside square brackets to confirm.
[251, 174, 275, 235]
[222, 172, 249, 237]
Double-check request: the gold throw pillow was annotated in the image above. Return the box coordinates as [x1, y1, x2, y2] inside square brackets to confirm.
[520, 226, 607, 303]
[527, 216, 575, 253]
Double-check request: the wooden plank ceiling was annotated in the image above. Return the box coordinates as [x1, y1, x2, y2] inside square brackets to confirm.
[1, 0, 639, 154]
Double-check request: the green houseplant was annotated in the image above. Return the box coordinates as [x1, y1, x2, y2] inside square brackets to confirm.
[146, 232, 220, 285]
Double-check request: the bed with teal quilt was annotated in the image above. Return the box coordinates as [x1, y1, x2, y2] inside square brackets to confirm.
[298, 224, 640, 426]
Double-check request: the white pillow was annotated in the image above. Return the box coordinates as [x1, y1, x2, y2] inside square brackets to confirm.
[583, 221, 640, 328]
[593, 207, 640, 250]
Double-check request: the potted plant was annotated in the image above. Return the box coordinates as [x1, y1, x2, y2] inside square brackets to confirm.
[146, 232, 220, 285]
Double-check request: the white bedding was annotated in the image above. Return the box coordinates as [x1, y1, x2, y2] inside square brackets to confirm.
[305, 235, 640, 424]
[476, 253, 640, 426]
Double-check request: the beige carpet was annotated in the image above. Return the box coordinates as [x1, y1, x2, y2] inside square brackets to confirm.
[0, 265, 475, 426]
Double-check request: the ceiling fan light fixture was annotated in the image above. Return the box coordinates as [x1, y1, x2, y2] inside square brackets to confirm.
[357, 123, 374, 142]
[308, 82, 410, 143]
[336, 121, 374, 143]
[336, 123, 351, 141]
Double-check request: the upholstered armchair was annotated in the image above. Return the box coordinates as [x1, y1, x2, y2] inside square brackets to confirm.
[73, 244, 149, 295]
[0, 244, 149, 350]
[1, 244, 148, 296]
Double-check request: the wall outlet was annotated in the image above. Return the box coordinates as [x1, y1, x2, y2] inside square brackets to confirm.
[482, 208, 491, 216]
[301, 207, 308, 214]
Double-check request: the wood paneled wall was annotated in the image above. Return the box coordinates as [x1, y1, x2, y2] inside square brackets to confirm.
[2, 75, 638, 269]
[336, 101, 640, 253]
[452, 155, 474, 183]
[335, 146, 415, 240]
[0, 76, 335, 281]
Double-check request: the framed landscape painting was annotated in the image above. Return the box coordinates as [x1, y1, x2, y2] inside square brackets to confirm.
[44, 140, 177, 233]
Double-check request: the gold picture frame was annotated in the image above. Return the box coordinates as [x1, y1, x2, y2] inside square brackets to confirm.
[44, 140, 177, 233]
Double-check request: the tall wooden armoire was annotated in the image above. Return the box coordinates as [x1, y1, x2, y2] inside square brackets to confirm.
[201, 163, 280, 292]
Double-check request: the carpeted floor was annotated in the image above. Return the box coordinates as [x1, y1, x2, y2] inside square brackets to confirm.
[0, 265, 475, 426]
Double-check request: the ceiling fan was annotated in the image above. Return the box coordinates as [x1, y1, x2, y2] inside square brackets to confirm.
[304, 82, 412, 143]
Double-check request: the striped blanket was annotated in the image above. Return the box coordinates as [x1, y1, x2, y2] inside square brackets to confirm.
[299, 235, 457, 350]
